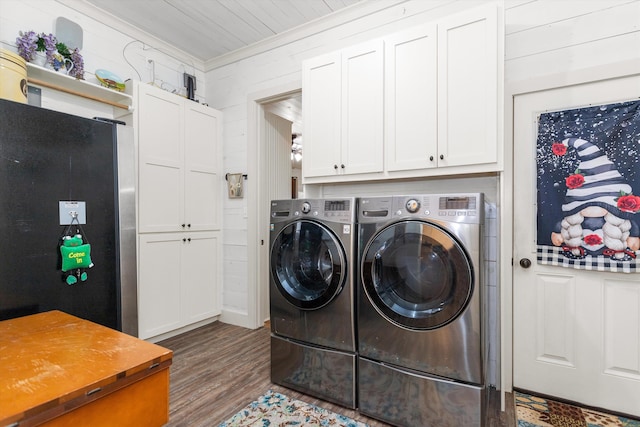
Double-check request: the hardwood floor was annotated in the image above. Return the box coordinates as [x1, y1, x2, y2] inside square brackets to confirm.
[158, 321, 516, 427]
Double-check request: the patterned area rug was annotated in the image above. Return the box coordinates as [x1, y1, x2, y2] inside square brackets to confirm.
[218, 390, 368, 427]
[516, 391, 640, 427]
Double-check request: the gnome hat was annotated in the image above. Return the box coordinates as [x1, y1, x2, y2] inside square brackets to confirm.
[561, 137, 635, 219]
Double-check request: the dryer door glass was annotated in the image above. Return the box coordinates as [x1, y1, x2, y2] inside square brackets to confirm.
[271, 220, 346, 310]
[361, 220, 473, 329]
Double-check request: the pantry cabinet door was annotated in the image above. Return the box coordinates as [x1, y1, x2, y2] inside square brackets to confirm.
[181, 232, 221, 324]
[385, 24, 438, 172]
[302, 52, 342, 178]
[138, 233, 183, 339]
[137, 84, 184, 232]
[341, 39, 384, 175]
[437, 4, 498, 167]
[184, 102, 221, 231]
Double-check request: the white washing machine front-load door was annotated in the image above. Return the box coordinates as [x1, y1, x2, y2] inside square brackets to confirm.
[271, 219, 346, 310]
[361, 220, 474, 330]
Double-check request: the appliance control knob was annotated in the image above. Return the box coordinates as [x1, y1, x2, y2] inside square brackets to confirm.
[301, 202, 311, 214]
[405, 199, 420, 213]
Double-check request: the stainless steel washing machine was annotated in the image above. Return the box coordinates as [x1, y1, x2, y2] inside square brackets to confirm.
[269, 198, 357, 408]
[357, 193, 486, 426]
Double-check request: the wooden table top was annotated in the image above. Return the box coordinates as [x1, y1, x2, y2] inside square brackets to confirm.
[0, 310, 173, 425]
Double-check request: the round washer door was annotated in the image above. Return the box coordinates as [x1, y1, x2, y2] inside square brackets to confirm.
[361, 220, 473, 330]
[271, 219, 346, 310]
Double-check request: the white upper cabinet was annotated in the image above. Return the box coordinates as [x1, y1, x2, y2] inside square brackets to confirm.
[184, 101, 222, 231]
[137, 84, 183, 232]
[341, 40, 384, 175]
[301, 52, 341, 178]
[137, 83, 222, 233]
[437, 3, 499, 168]
[302, 40, 384, 179]
[385, 23, 438, 172]
[302, 3, 502, 183]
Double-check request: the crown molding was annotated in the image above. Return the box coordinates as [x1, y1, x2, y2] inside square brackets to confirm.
[203, 0, 408, 71]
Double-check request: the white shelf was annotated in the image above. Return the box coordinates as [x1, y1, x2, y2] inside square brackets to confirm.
[26, 63, 133, 110]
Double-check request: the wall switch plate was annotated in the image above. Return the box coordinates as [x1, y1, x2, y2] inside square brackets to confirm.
[59, 201, 86, 225]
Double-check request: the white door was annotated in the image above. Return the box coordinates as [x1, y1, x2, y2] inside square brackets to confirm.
[513, 74, 640, 416]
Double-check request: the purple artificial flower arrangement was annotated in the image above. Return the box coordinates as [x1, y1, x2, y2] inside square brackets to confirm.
[15, 30, 85, 79]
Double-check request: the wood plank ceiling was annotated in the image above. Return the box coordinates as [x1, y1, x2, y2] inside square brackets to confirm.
[83, 0, 362, 62]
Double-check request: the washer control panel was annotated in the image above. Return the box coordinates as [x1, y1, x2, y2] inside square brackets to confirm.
[391, 193, 484, 223]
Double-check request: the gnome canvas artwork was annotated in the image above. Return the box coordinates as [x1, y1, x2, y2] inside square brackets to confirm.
[536, 99, 640, 273]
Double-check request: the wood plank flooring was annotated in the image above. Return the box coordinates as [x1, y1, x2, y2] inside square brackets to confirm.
[158, 321, 516, 427]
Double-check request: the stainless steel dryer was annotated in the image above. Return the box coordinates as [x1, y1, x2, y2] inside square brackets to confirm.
[357, 193, 486, 426]
[269, 198, 357, 408]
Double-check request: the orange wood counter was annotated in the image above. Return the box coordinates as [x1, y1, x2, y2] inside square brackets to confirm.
[0, 310, 173, 427]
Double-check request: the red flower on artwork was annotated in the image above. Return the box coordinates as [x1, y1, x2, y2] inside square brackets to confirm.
[583, 234, 602, 246]
[565, 173, 585, 189]
[552, 143, 567, 156]
[617, 194, 640, 213]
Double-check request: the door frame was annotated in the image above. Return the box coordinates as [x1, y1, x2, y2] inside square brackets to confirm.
[247, 81, 302, 329]
[503, 58, 640, 406]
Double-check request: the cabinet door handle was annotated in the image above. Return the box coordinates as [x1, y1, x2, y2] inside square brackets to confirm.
[187, 223, 191, 228]
[187, 238, 191, 242]
[440, 154, 444, 160]
[341, 164, 345, 169]
[429, 156, 434, 161]
[334, 164, 338, 170]
[181, 224, 185, 228]
[183, 238, 187, 242]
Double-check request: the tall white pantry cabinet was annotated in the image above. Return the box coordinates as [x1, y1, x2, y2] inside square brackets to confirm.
[133, 82, 223, 340]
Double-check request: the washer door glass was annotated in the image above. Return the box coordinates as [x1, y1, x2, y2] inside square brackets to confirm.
[361, 220, 473, 330]
[271, 220, 346, 310]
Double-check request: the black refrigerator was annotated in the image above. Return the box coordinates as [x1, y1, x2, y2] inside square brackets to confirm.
[0, 99, 137, 334]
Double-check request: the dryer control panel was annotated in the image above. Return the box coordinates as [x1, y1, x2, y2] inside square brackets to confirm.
[359, 193, 483, 225]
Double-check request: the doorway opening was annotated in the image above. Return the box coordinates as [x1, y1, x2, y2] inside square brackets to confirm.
[247, 84, 302, 329]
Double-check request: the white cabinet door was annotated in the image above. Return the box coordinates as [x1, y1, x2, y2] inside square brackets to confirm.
[437, 3, 498, 167]
[181, 232, 220, 324]
[385, 24, 438, 172]
[341, 40, 384, 175]
[302, 52, 341, 178]
[137, 85, 184, 233]
[138, 232, 220, 339]
[138, 233, 183, 339]
[184, 103, 221, 231]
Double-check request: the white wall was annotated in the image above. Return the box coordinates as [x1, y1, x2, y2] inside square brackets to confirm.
[0, 0, 206, 118]
[206, 0, 502, 325]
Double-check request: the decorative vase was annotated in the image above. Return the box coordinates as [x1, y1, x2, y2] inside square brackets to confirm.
[50, 51, 73, 74]
[32, 51, 47, 67]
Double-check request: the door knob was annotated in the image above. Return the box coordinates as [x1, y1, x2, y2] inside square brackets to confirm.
[519, 258, 532, 268]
